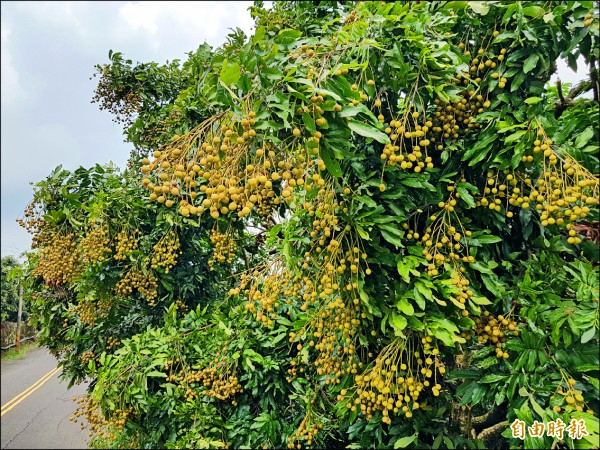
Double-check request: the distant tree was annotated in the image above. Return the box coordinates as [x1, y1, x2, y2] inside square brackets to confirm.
[1, 256, 21, 322]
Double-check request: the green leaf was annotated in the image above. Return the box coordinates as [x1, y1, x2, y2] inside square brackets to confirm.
[470, 261, 493, 274]
[381, 229, 404, 247]
[407, 315, 425, 331]
[581, 327, 596, 344]
[220, 59, 241, 86]
[576, 364, 600, 372]
[357, 195, 377, 208]
[302, 112, 316, 135]
[394, 435, 417, 449]
[524, 96, 543, 105]
[347, 121, 390, 144]
[274, 29, 302, 45]
[147, 371, 167, 378]
[480, 374, 507, 383]
[356, 225, 370, 240]
[399, 177, 434, 190]
[470, 296, 492, 305]
[428, 315, 460, 334]
[522, 5, 545, 17]
[575, 127, 594, 149]
[462, 131, 496, 163]
[457, 185, 476, 208]
[260, 67, 284, 81]
[320, 146, 342, 177]
[415, 280, 433, 299]
[504, 130, 527, 143]
[469, 2, 489, 15]
[391, 313, 407, 335]
[529, 396, 546, 418]
[523, 53, 540, 74]
[475, 235, 503, 244]
[396, 297, 414, 316]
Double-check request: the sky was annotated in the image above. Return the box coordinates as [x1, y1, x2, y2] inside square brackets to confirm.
[1, 1, 260, 258]
[0, 1, 591, 259]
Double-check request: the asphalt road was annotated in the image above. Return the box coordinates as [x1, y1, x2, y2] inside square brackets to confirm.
[1, 347, 89, 449]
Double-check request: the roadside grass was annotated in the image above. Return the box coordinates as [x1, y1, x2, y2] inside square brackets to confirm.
[1, 340, 39, 362]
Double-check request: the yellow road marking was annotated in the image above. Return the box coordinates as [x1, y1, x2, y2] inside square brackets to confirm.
[1, 367, 60, 416]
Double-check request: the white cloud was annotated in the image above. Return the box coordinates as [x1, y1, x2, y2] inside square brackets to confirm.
[0, 26, 28, 107]
[118, 2, 159, 34]
[115, 1, 255, 55]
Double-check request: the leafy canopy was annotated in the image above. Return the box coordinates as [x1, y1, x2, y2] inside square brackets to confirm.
[20, 1, 599, 449]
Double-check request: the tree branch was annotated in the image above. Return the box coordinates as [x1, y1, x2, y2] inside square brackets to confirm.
[557, 79, 566, 105]
[554, 79, 593, 118]
[590, 53, 599, 102]
[476, 421, 509, 441]
[568, 80, 593, 100]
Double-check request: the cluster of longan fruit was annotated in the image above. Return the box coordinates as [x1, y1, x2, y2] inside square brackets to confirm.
[71, 395, 134, 441]
[535, 146, 598, 229]
[17, 201, 45, 237]
[470, 310, 518, 359]
[173, 299, 189, 316]
[308, 293, 363, 385]
[142, 111, 293, 221]
[481, 149, 598, 231]
[343, 336, 446, 424]
[91, 64, 142, 127]
[106, 336, 121, 351]
[81, 351, 95, 364]
[552, 377, 595, 415]
[74, 300, 99, 326]
[449, 270, 476, 314]
[286, 410, 324, 449]
[167, 356, 243, 403]
[304, 187, 343, 242]
[114, 228, 141, 261]
[403, 192, 475, 278]
[116, 266, 158, 305]
[288, 240, 369, 383]
[583, 12, 595, 28]
[71, 395, 104, 435]
[379, 112, 435, 172]
[236, 237, 368, 383]
[209, 229, 237, 267]
[32, 232, 82, 286]
[80, 224, 111, 266]
[237, 261, 287, 327]
[97, 297, 114, 316]
[150, 229, 180, 273]
[457, 29, 508, 84]
[478, 170, 526, 215]
[286, 359, 303, 383]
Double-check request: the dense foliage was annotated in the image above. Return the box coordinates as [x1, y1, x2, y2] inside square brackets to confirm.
[20, 1, 599, 449]
[1, 256, 24, 322]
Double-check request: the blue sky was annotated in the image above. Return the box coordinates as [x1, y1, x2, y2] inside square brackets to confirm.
[0, 1, 589, 259]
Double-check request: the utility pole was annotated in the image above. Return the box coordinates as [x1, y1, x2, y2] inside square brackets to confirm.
[15, 281, 23, 352]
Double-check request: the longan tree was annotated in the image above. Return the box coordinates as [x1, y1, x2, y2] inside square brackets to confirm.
[21, 1, 599, 449]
